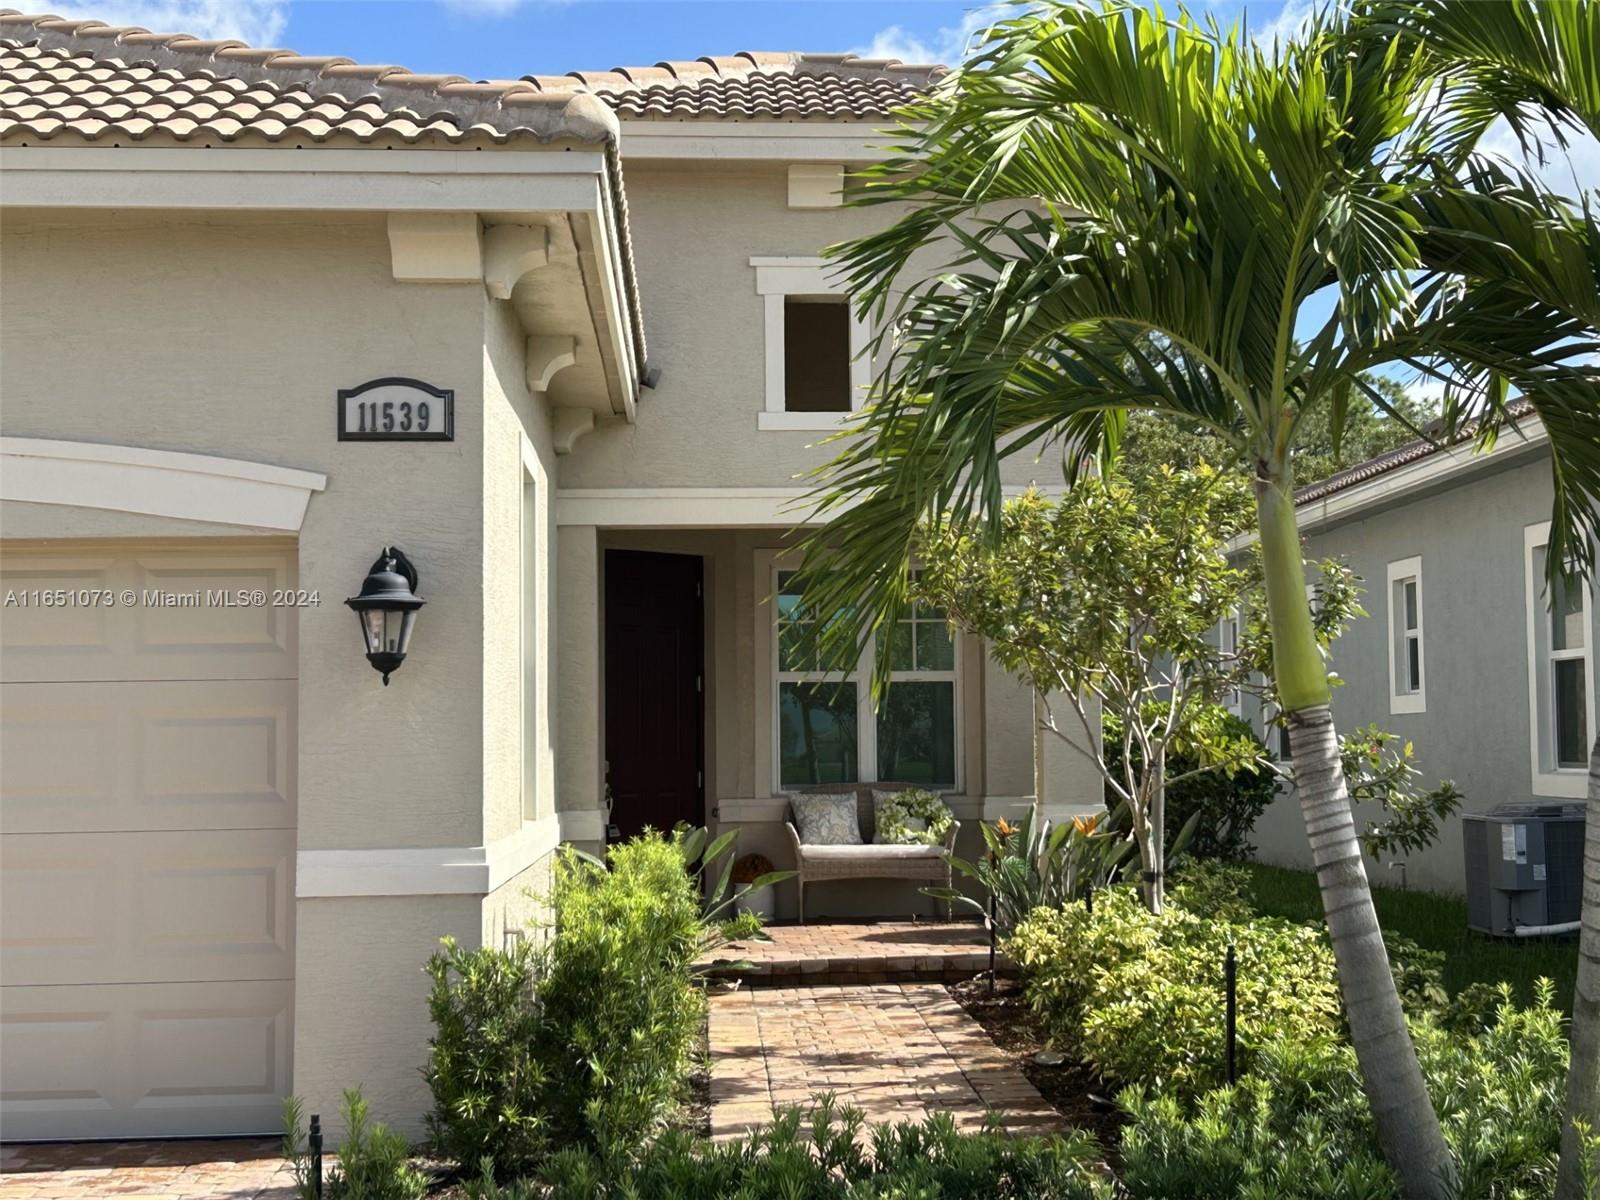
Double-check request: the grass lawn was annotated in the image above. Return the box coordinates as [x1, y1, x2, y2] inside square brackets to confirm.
[1243, 863, 1578, 1010]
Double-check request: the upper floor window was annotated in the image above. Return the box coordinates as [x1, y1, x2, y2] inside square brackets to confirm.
[1525, 522, 1594, 796]
[773, 568, 958, 790]
[1386, 556, 1425, 714]
[751, 257, 870, 431]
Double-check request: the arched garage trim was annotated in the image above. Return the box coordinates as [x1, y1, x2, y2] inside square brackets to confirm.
[0, 438, 327, 531]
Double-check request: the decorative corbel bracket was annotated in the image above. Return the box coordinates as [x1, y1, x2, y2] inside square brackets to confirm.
[483, 225, 550, 300]
[526, 335, 579, 394]
[552, 407, 596, 455]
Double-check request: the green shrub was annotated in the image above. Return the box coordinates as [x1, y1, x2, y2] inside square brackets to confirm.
[1104, 705, 1277, 862]
[1009, 888, 1343, 1098]
[283, 1089, 427, 1200]
[1117, 1037, 1393, 1199]
[422, 937, 546, 1174]
[1166, 861, 1256, 922]
[1116, 984, 1578, 1200]
[466, 1099, 1110, 1199]
[1423, 980, 1568, 1200]
[535, 832, 707, 1158]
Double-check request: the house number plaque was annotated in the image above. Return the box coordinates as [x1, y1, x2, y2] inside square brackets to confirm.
[337, 377, 454, 442]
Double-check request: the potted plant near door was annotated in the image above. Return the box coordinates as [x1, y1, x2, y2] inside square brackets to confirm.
[732, 853, 778, 920]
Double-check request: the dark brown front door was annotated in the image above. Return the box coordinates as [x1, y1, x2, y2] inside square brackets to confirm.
[603, 549, 704, 842]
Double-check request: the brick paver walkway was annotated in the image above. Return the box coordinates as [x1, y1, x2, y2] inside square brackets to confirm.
[0, 1139, 296, 1200]
[708, 982, 1061, 1141]
[702, 919, 1011, 985]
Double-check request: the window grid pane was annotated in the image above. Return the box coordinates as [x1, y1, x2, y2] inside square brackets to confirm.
[877, 680, 956, 786]
[779, 681, 859, 786]
[1555, 659, 1589, 770]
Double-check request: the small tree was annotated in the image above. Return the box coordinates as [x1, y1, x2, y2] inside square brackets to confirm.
[919, 464, 1461, 913]
[919, 466, 1265, 913]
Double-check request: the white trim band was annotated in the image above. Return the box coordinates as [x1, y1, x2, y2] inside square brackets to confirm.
[556, 484, 1063, 529]
[0, 437, 327, 531]
[296, 810, 603, 898]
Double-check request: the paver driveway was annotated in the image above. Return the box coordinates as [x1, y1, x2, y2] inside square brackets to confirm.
[708, 982, 1062, 1141]
[0, 1138, 297, 1200]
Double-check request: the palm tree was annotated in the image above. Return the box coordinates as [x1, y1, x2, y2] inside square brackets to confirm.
[1366, 4, 1599, 1192]
[792, 5, 1600, 1197]
[1366, 5, 1599, 1193]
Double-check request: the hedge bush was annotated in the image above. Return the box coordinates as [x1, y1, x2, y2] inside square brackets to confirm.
[535, 832, 707, 1157]
[423, 938, 546, 1173]
[465, 1100, 1110, 1200]
[1118, 983, 1576, 1200]
[1008, 886, 1343, 1098]
[424, 832, 709, 1175]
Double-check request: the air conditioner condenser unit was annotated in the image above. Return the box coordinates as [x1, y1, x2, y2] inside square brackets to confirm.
[1462, 802, 1584, 937]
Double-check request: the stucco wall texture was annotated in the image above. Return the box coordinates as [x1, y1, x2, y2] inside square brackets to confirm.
[1250, 455, 1599, 896]
[558, 162, 1065, 493]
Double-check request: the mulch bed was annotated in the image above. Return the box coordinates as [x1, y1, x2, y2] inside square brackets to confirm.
[947, 975, 1123, 1155]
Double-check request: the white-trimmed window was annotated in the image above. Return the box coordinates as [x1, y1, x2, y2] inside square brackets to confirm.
[1217, 609, 1242, 714]
[1525, 522, 1594, 796]
[1386, 556, 1425, 714]
[773, 568, 959, 789]
[751, 257, 870, 431]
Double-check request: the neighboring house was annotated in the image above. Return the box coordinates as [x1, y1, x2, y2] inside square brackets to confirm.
[0, 16, 1096, 1142]
[1246, 407, 1597, 896]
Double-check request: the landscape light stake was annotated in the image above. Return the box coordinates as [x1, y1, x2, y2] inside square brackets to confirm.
[987, 890, 997, 995]
[1225, 942, 1238, 1086]
[309, 1113, 323, 1200]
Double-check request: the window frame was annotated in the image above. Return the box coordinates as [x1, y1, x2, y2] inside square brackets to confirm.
[1386, 556, 1426, 715]
[751, 256, 871, 431]
[1219, 608, 1242, 715]
[1524, 522, 1595, 797]
[768, 560, 962, 794]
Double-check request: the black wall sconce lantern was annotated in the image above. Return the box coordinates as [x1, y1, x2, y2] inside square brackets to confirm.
[346, 546, 425, 685]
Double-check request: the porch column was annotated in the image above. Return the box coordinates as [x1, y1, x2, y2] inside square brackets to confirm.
[556, 523, 604, 850]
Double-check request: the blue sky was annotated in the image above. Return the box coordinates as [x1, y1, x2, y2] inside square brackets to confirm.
[56, 1, 1311, 78]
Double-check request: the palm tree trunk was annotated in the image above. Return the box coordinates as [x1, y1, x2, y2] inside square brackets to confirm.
[1557, 730, 1600, 1200]
[1258, 473, 1456, 1200]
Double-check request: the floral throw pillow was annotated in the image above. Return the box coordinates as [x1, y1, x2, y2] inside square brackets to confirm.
[873, 788, 955, 846]
[790, 792, 862, 845]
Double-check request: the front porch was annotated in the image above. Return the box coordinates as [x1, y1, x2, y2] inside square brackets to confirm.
[553, 515, 1104, 920]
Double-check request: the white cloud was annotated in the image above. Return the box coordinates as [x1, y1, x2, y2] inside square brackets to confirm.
[852, 4, 1009, 66]
[440, 0, 530, 15]
[46, 0, 288, 45]
[1248, 0, 1314, 47]
[1474, 116, 1600, 201]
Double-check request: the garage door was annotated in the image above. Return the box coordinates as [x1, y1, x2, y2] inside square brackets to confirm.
[1, 542, 297, 1140]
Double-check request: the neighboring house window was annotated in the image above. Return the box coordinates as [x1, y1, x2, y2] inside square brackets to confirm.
[1525, 522, 1595, 797]
[1219, 610, 1242, 714]
[1386, 556, 1425, 714]
[751, 257, 870, 431]
[774, 568, 958, 789]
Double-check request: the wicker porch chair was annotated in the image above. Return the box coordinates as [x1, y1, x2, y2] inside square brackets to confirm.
[783, 782, 959, 923]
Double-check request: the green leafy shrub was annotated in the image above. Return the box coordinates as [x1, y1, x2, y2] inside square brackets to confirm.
[1116, 983, 1577, 1200]
[283, 1089, 427, 1200]
[422, 937, 546, 1174]
[1165, 861, 1256, 922]
[1104, 705, 1277, 862]
[1009, 888, 1342, 1098]
[1117, 1037, 1393, 1199]
[466, 1098, 1109, 1199]
[535, 832, 708, 1158]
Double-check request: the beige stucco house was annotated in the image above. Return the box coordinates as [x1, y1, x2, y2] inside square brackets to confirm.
[0, 14, 1095, 1143]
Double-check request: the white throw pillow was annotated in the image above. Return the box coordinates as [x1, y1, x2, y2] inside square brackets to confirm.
[789, 792, 862, 845]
